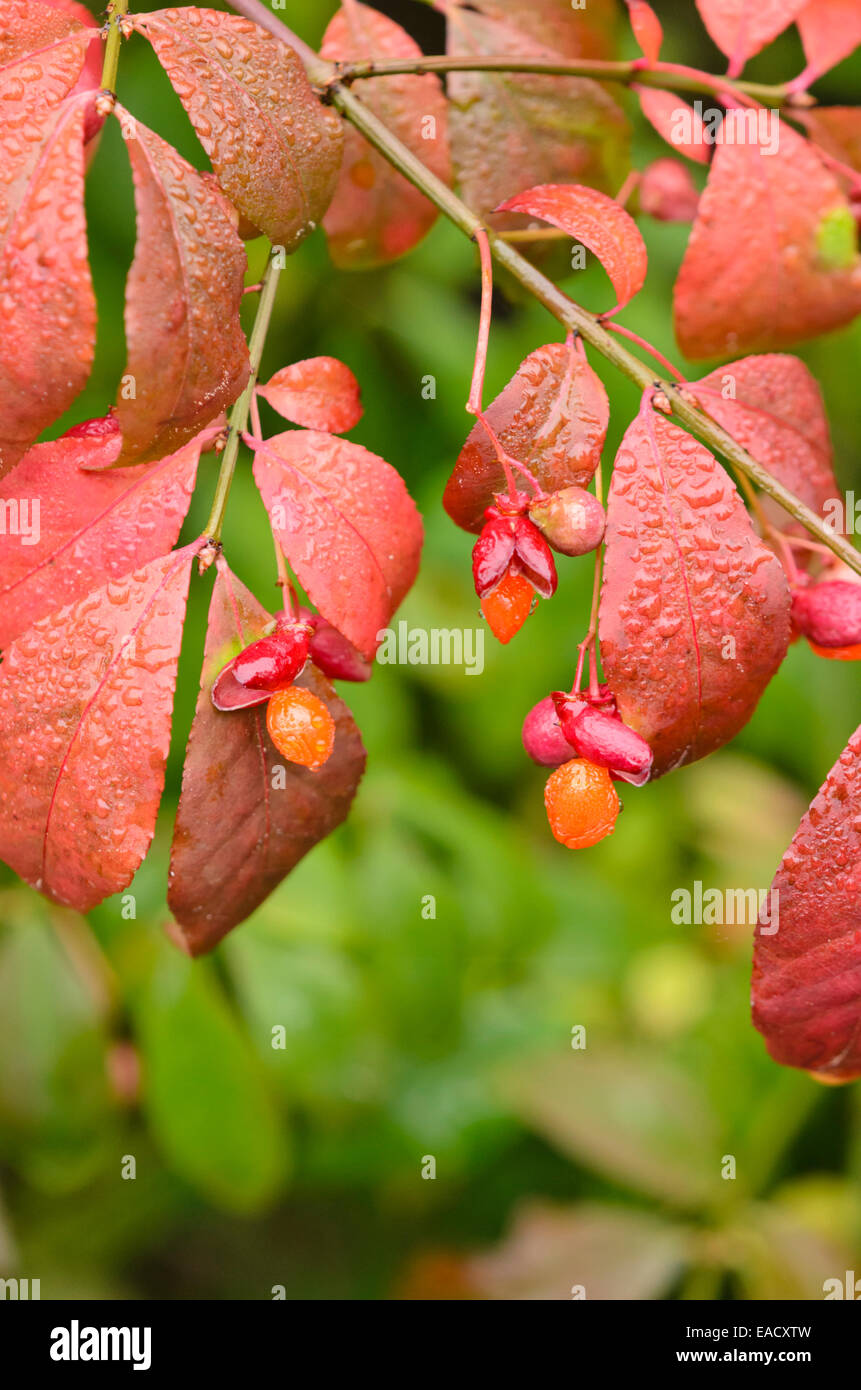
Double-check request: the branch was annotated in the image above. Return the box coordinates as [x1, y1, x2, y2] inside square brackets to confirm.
[226, 0, 860, 580]
[100, 0, 130, 95]
[205, 249, 282, 543]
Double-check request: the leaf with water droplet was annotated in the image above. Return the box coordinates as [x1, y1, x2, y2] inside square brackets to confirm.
[113, 108, 249, 465]
[0, 420, 208, 648]
[694, 0, 806, 75]
[495, 184, 648, 312]
[599, 407, 791, 776]
[797, 0, 861, 81]
[257, 357, 363, 434]
[753, 724, 861, 1082]
[690, 353, 839, 547]
[320, 2, 451, 268]
[674, 120, 861, 358]
[250, 430, 423, 661]
[0, 545, 197, 911]
[443, 340, 608, 533]
[444, 0, 629, 223]
[633, 87, 711, 164]
[0, 86, 95, 476]
[167, 559, 366, 955]
[133, 7, 343, 252]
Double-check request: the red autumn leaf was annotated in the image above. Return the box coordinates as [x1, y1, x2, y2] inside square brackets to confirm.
[674, 120, 861, 359]
[639, 158, 701, 222]
[250, 430, 423, 661]
[625, 0, 663, 64]
[798, 108, 861, 175]
[752, 725, 861, 1082]
[0, 422, 207, 649]
[443, 340, 609, 533]
[257, 357, 363, 434]
[320, 2, 451, 269]
[114, 108, 249, 466]
[694, 0, 806, 76]
[496, 185, 647, 313]
[0, 0, 95, 73]
[599, 408, 791, 777]
[633, 88, 712, 165]
[690, 354, 838, 539]
[445, 0, 629, 222]
[167, 560, 366, 954]
[133, 7, 343, 252]
[0, 545, 197, 911]
[0, 88, 95, 476]
[797, 0, 861, 81]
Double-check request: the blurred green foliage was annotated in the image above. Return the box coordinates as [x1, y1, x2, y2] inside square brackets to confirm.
[1, 0, 860, 1300]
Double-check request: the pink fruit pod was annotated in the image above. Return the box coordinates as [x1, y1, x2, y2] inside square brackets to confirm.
[233, 626, 313, 692]
[522, 695, 579, 767]
[791, 581, 861, 648]
[285, 609, 373, 682]
[512, 516, 558, 598]
[639, 157, 701, 223]
[472, 516, 516, 598]
[528, 487, 606, 558]
[211, 664, 271, 712]
[553, 694, 653, 786]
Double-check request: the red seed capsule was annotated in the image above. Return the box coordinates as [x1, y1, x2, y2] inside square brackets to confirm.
[552, 693, 653, 786]
[522, 695, 580, 767]
[791, 580, 861, 649]
[233, 625, 313, 691]
[472, 516, 517, 598]
[512, 515, 558, 599]
[528, 487, 606, 557]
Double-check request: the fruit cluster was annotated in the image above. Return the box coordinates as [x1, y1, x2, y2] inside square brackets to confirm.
[212, 609, 369, 771]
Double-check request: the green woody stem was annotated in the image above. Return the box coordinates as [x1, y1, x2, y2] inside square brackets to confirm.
[100, 0, 130, 95]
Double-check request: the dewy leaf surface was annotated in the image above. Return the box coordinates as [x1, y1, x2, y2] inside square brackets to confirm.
[694, 0, 806, 72]
[674, 121, 861, 358]
[634, 87, 712, 164]
[168, 561, 366, 955]
[691, 354, 838, 533]
[752, 726, 861, 1082]
[0, 0, 93, 69]
[443, 341, 608, 533]
[599, 410, 790, 776]
[0, 428, 204, 648]
[0, 546, 196, 911]
[251, 431, 422, 661]
[797, 0, 861, 80]
[0, 90, 95, 475]
[258, 357, 363, 434]
[496, 184, 647, 311]
[799, 108, 861, 173]
[320, 2, 451, 269]
[115, 109, 249, 465]
[445, 0, 629, 221]
[133, 7, 343, 251]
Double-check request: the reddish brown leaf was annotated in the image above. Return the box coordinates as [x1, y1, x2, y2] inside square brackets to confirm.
[167, 560, 366, 954]
[0, 88, 95, 476]
[690, 355, 838, 539]
[599, 408, 791, 776]
[443, 341, 609, 533]
[674, 121, 861, 359]
[634, 87, 711, 164]
[320, 2, 451, 268]
[694, 0, 806, 74]
[639, 158, 701, 222]
[752, 726, 861, 1082]
[626, 1, 663, 64]
[0, 0, 94, 73]
[496, 184, 647, 312]
[0, 545, 197, 910]
[0, 424, 206, 648]
[445, 0, 629, 222]
[257, 357, 363, 434]
[797, 0, 861, 80]
[114, 109, 249, 465]
[251, 430, 423, 661]
[133, 7, 343, 252]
